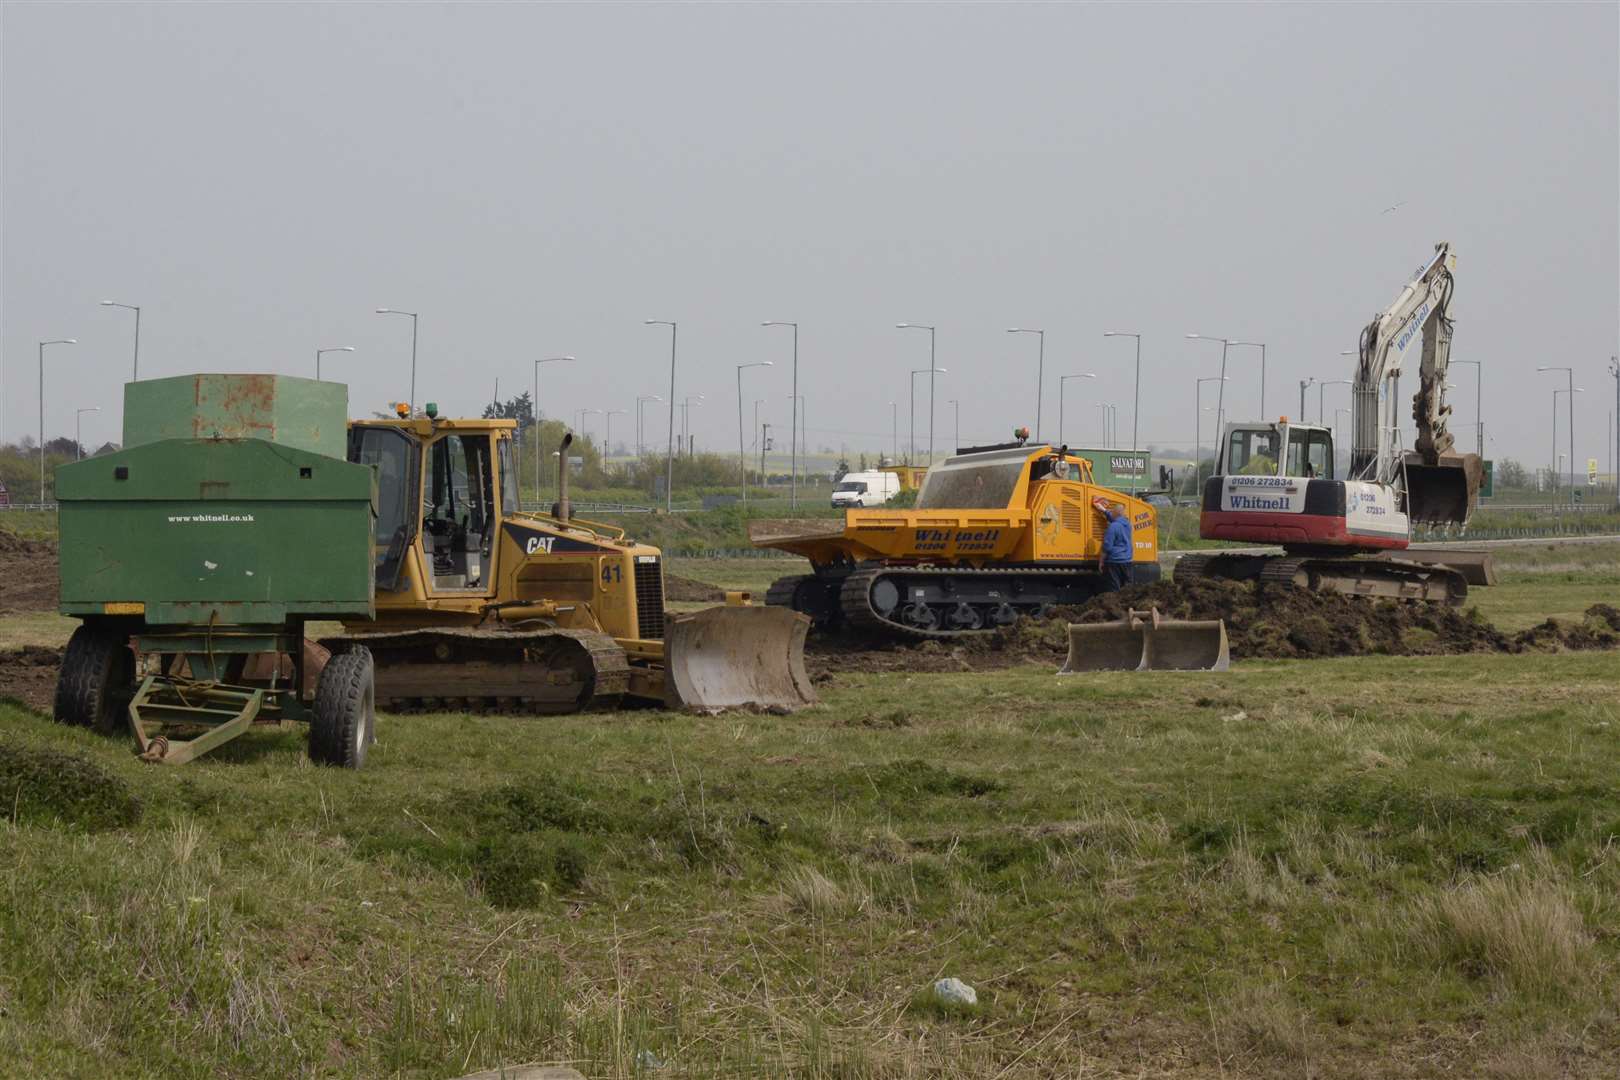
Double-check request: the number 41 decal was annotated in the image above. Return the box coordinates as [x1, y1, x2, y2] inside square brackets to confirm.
[600, 563, 622, 585]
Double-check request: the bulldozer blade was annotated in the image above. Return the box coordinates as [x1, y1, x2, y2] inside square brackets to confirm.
[1404, 452, 1482, 525]
[1059, 609, 1230, 673]
[664, 606, 817, 714]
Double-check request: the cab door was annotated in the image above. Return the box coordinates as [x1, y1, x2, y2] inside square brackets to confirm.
[348, 425, 420, 592]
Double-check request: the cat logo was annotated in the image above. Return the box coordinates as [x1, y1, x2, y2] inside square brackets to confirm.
[524, 535, 555, 555]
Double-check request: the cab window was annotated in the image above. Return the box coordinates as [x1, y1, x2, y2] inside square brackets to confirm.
[1225, 429, 1280, 476]
[498, 438, 519, 515]
[426, 434, 495, 592]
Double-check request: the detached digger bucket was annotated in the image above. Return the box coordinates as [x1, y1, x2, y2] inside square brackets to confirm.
[664, 606, 818, 714]
[1059, 608, 1230, 673]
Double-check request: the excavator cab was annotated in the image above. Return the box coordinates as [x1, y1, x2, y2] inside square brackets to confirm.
[1219, 422, 1334, 479]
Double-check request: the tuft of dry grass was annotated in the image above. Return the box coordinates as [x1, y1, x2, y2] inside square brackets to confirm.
[1408, 870, 1594, 1001]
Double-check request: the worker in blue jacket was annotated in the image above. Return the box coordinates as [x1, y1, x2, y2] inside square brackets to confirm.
[1096, 501, 1134, 592]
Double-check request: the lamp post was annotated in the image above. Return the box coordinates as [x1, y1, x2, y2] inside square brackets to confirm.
[100, 300, 141, 380]
[645, 320, 678, 511]
[1334, 408, 1351, 476]
[533, 356, 575, 507]
[75, 406, 101, 460]
[38, 338, 76, 504]
[1451, 359, 1483, 455]
[635, 394, 663, 459]
[374, 309, 419, 413]
[1540, 366, 1575, 504]
[1552, 387, 1583, 495]
[579, 408, 603, 445]
[908, 366, 946, 465]
[1103, 331, 1143, 492]
[1058, 373, 1097, 445]
[1196, 376, 1228, 487]
[762, 321, 799, 508]
[602, 409, 626, 466]
[680, 396, 704, 456]
[1318, 379, 1351, 426]
[1007, 328, 1045, 439]
[1186, 335, 1234, 440]
[736, 361, 773, 509]
[1229, 340, 1266, 420]
[1097, 403, 1112, 446]
[1297, 378, 1316, 419]
[316, 345, 355, 380]
[897, 324, 938, 464]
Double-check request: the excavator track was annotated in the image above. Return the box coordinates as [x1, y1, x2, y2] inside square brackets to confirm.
[764, 573, 846, 630]
[835, 565, 1129, 642]
[1174, 552, 1468, 605]
[322, 627, 631, 714]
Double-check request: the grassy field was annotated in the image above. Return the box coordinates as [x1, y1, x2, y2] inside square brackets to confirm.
[3, 540, 1619, 1077]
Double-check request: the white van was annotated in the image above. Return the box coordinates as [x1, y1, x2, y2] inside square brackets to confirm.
[831, 470, 901, 508]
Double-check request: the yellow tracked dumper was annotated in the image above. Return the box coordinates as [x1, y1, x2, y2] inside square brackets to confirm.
[752, 439, 1170, 643]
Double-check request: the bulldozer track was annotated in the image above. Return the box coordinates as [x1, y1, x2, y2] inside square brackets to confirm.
[323, 626, 631, 714]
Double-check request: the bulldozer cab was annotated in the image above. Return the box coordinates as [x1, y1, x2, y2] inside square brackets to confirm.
[348, 418, 519, 597]
[1219, 422, 1333, 480]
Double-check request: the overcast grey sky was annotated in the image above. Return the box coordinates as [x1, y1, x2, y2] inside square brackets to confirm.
[4, 2, 1616, 473]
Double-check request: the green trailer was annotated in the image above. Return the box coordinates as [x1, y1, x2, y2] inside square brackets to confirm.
[54, 374, 380, 766]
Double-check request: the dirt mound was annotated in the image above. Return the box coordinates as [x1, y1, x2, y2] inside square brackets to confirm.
[663, 574, 726, 602]
[0, 646, 62, 713]
[0, 528, 58, 614]
[803, 580, 1620, 678]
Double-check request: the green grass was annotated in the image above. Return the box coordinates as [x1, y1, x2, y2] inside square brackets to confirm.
[2, 647, 1618, 1077]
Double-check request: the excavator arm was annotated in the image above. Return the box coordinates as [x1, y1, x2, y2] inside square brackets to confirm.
[1350, 242, 1479, 524]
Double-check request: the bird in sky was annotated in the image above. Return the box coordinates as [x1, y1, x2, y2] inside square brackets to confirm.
[1381, 201, 1407, 215]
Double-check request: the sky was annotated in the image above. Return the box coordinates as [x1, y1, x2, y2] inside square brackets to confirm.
[3, 2, 1617, 476]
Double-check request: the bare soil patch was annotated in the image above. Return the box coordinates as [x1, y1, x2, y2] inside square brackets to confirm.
[0, 646, 61, 713]
[805, 579, 1620, 678]
[663, 574, 726, 602]
[0, 528, 58, 614]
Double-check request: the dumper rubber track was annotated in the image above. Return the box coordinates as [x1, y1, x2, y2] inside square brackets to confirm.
[764, 573, 846, 630]
[1175, 552, 1467, 605]
[321, 627, 631, 713]
[836, 565, 1123, 641]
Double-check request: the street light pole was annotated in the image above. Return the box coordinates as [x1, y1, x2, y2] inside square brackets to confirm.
[1058, 373, 1097, 445]
[908, 366, 946, 465]
[375, 309, 419, 413]
[1452, 359, 1483, 455]
[1318, 379, 1351, 427]
[646, 321, 678, 511]
[636, 394, 663, 460]
[316, 345, 356, 381]
[75, 407, 101, 460]
[762, 322, 799, 508]
[1230, 341, 1266, 420]
[38, 339, 76, 504]
[533, 356, 575, 508]
[1187, 335, 1234, 443]
[100, 300, 140, 380]
[736, 361, 773, 509]
[1007, 328, 1045, 439]
[1195, 376, 1228, 490]
[888, 401, 898, 464]
[1103, 332, 1143, 492]
[1298, 378, 1316, 420]
[1540, 366, 1575, 503]
[602, 409, 626, 467]
[897, 324, 938, 464]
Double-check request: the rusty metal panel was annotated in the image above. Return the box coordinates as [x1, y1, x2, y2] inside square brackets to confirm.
[123, 374, 347, 458]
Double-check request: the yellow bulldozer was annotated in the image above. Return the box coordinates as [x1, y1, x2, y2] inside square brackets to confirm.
[325, 408, 814, 713]
[752, 438, 1167, 641]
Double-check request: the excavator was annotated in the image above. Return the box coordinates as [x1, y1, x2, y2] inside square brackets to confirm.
[325, 408, 815, 713]
[1177, 242, 1484, 603]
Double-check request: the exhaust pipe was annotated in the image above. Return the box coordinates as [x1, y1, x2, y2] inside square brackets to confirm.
[555, 432, 573, 522]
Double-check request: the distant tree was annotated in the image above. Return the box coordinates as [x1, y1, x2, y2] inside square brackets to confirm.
[44, 437, 78, 458]
[858, 453, 868, 472]
[482, 392, 534, 426]
[1495, 458, 1528, 489]
[833, 457, 850, 482]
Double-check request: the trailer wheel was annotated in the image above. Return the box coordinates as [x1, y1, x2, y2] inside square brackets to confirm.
[309, 648, 375, 769]
[53, 625, 135, 735]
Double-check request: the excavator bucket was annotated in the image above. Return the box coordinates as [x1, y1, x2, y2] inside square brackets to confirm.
[1404, 452, 1483, 525]
[664, 606, 817, 714]
[1059, 608, 1230, 673]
